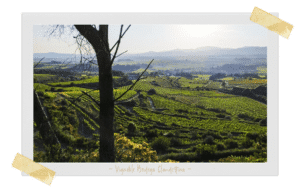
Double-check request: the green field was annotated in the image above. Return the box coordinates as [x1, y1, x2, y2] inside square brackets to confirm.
[34, 74, 267, 163]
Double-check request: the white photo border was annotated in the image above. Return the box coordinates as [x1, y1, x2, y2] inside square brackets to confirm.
[22, 13, 278, 176]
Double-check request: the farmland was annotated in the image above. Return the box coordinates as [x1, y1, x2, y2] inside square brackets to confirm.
[34, 72, 267, 163]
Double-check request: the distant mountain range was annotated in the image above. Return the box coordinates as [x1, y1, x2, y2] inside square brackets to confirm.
[34, 46, 267, 74]
[122, 46, 266, 58]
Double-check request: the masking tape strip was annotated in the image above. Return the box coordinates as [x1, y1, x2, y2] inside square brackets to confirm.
[250, 7, 293, 39]
[12, 153, 55, 185]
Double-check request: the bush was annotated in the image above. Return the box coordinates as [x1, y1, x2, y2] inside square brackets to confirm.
[128, 122, 137, 133]
[174, 130, 181, 137]
[146, 129, 158, 138]
[202, 131, 222, 140]
[195, 144, 217, 159]
[257, 132, 267, 145]
[216, 143, 226, 151]
[203, 135, 215, 145]
[115, 133, 158, 162]
[151, 136, 171, 152]
[259, 118, 267, 126]
[216, 114, 225, 118]
[246, 132, 259, 141]
[165, 132, 174, 137]
[170, 137, 182, 147]
[238, 113, 252, 120]
[224, 139, 239, 149]
[241, 137, 255, 148]
[190, 131, 198, 140]
[218, 155, 267, 162]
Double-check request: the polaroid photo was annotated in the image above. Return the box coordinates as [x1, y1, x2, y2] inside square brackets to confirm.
[22, 13, 278, 176]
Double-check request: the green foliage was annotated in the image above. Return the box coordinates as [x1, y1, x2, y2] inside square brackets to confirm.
[160, 152, 196, 162]
[43, 92, 57, 100]
[115, 133, 158, 162]
[246, 132, 259, 141]
[34, 75, 267, 163]
[203, 135, 215, 145]
[146, 129, 158, 138]
[202, 131, 222, 140]
[218, 155, 267, 162]
[224, 139, 239, 149]
[241, 137, 255, 148]
[195, 144, 217, 159]
[190, 130, 198, 140]
[216, 143, 226, 151]
[34, 83, 52, 92]
[151, 136, 171, 152]
[170, 137, 182, 146]
[127, 122, 137, 133]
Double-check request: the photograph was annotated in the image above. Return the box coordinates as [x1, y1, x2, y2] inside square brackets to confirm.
[33, 24, 268, 163]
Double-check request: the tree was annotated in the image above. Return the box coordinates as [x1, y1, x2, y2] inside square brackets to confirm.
[43, 24, 153, 162]
[73, 25, 115, 162]
[72, 25, 153, 162]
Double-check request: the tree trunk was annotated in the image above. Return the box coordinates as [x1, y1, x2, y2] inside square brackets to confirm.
[74, 25, 115, 162]
[97, 25, 115, 162]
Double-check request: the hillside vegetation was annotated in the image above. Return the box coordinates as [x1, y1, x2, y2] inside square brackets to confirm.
[34, 73, 267, 163]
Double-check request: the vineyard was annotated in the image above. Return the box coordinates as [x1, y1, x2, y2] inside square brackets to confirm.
[34, 73, 267, 163]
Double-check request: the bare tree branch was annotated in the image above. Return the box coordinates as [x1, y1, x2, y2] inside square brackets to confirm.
[109, 25, 131, 52]
[34, 57, 45, 68]
[115, 50, 128, 59]
[48, 25, 59, 36]
[110, 25, 123, 65]
[114, 59, 154, 102]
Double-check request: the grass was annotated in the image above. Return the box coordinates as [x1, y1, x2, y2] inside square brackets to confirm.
[49, 76, 99, 86]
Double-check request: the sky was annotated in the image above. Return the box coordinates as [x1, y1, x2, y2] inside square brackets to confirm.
[33, 24, 268, 55]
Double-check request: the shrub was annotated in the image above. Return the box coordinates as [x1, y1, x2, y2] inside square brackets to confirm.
[147, 89, 156, 95]
[165, 132, 174, 137]
[190, 131, 198, 140]
[118, 125, 125, 133]
[203, 135, 215, 145]
[218, 155, 267, 162]
[257, 132, 267, 145]
[224, 139, 239, 149]
[216, 143, 226, 151]
[174, 130, 181, 137]
[241, 137, 255, 148]
[224, 115, 232, 120]
[195, 144, 217, 159]
[115, 133, 158, 162]
[216, 114, 225, 118]
[146, 129, 158, 138]
[151, 136, 171, 152]
[246, 132, 259, 141]
[61, 99, 68, 106]
[127, 122, 137, 133]
[170, 137, 182, 147]
[238, 113, 252, 120]
[160, 152, 196, 162]
[202, 131, 222, 140]
[259, 118, 267, 126]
